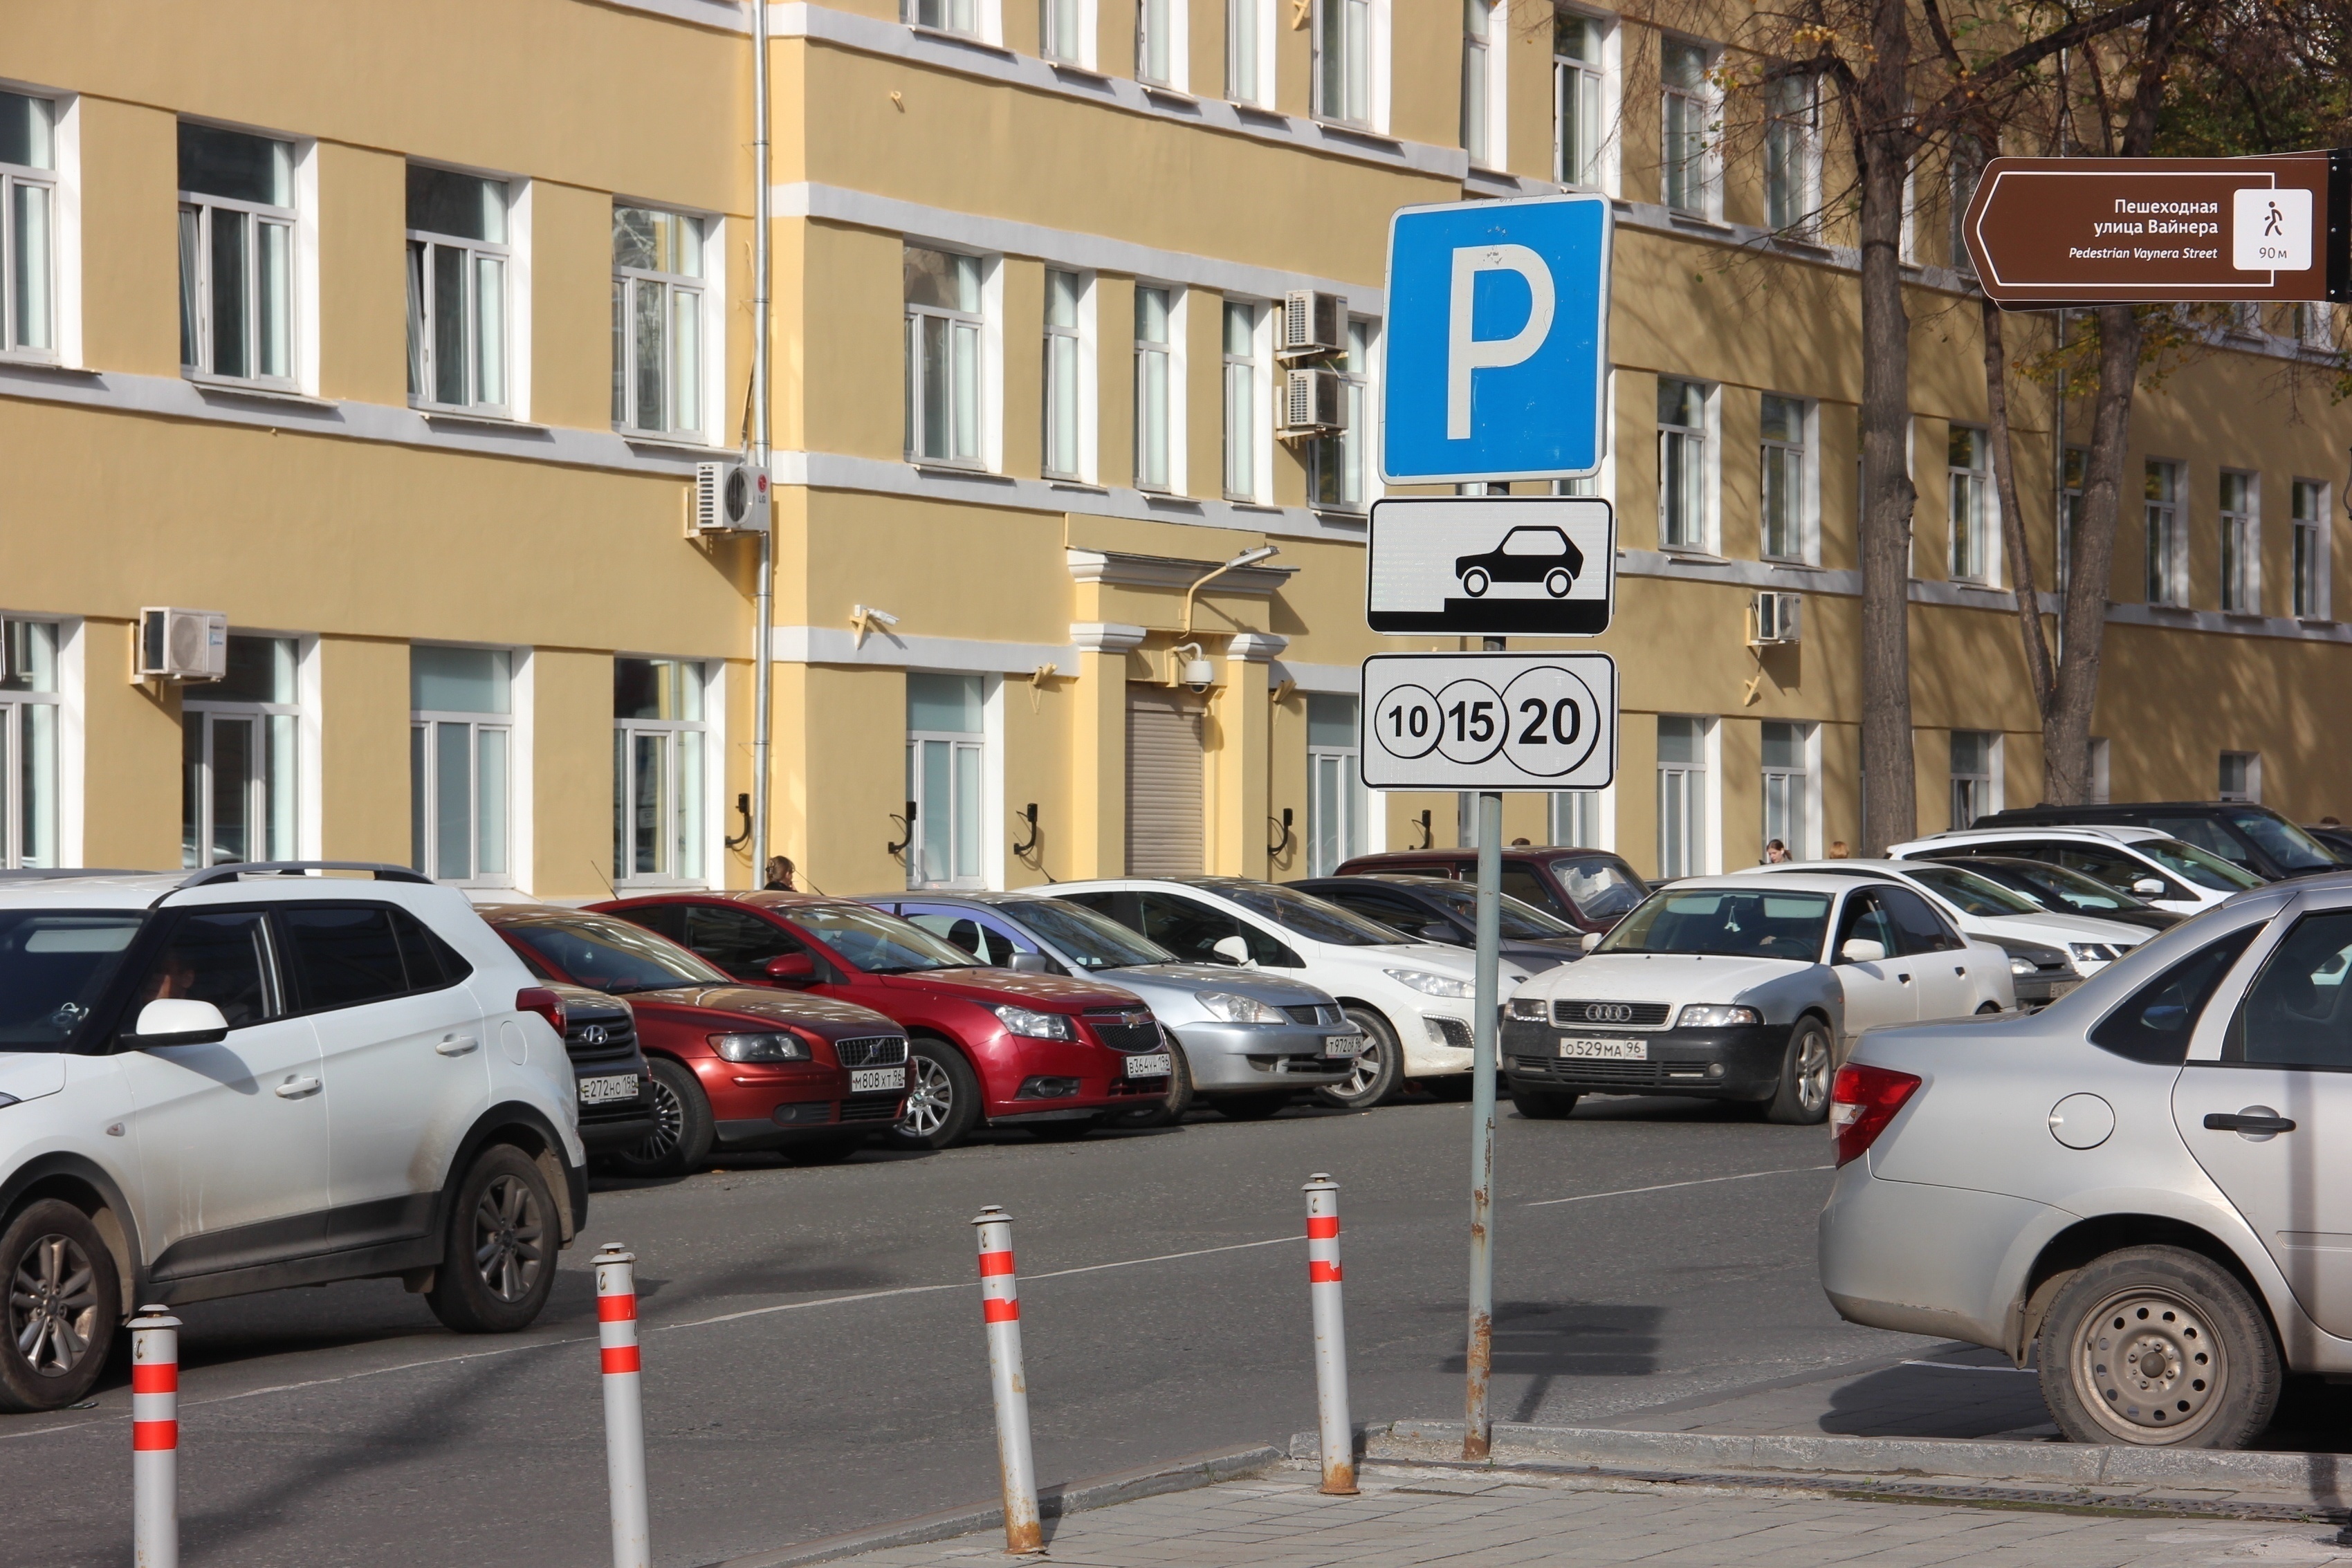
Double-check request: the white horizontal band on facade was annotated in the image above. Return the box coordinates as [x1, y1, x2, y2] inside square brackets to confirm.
[1270, 659, 1361, 694]
[770, 624, 1080, 674]
[779, 183, 1386, 313]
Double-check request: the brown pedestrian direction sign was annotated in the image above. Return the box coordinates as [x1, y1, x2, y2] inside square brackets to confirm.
[1963, 153, 2349, 306]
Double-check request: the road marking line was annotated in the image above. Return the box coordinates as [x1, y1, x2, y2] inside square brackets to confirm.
[1524, 1164, 1833, 1208]
[1900, 1359, 2035, 1374]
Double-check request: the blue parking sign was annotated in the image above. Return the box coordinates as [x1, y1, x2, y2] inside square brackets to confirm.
[1379, 194, 1611, 486]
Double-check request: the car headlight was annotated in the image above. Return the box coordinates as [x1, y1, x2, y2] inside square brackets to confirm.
[993, 1004, 1076, 1040]
[1196, 990, 1287, 1024]
[1507, 996, 1548, 1021]
[1675, 1004, 1761, 1029]
[1384, 968, 1477, 998]
[710, 1031, 812, 1063]
[2067, 942, 2118, 970]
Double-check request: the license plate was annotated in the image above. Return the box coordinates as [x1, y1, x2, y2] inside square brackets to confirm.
[1323, 1032, 1365, 1058]
[1558, 1037, 1647, 1060]
[1123, 1052, 1173, 1079]
[578, 1073, 640, 1105]
[849, 1067, 906, 1094]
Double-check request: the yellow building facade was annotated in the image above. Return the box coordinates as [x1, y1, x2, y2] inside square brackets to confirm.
[3, 0, 2346, 898]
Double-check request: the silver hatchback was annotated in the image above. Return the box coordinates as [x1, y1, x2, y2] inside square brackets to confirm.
[1821, 870, 2352, 1448]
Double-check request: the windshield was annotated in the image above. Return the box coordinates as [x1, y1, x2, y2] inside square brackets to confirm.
[1002, 898, 1174, 970]
[1397, 880, 1579, 939]
[0, 911, 145, 1051]
[2226, 811, 2341, 873]
[1220, 883, 1411, 946]
[504, 913, 729, 993]
[1551, 856, 1647, 919]
[1598, 889, 1830, 961]
[1902, 864, 2045, 916]
[2135, 838, 2265, 892]
[1970, 859, 2142, 913]
[790, 902, 977, 974]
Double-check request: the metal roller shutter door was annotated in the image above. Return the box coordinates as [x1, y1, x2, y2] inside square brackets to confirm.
[1126, 689, 1205, 876]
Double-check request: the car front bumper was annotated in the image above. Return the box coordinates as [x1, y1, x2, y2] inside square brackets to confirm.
[1173, 1021, 1359, 1089]
[701, 1059, 911, 1148]
[1501, 1018, 1794, 1100]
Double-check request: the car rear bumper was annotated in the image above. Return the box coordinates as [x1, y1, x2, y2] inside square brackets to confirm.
[1175, 1022, 1359, 1089]
[1818, 1161, 2055, 1353]
[1501, 1018, 1792, 1099]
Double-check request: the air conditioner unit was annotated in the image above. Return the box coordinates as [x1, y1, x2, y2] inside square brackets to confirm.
[1751, 591, 1803, 646]
[1277, 369, 1345, 438]
[1278, 290, 1347, 360]
[136, 608, 229, 683]
[691, 461, 771, 536]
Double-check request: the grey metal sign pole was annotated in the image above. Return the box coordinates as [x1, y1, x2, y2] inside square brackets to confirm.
[1464, 784, 1502, 1459]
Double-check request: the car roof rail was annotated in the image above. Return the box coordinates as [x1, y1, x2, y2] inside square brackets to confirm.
[175, 860, 434, 890]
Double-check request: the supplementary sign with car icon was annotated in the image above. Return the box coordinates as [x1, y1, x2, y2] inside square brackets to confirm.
[1366, 495, 1615, 636]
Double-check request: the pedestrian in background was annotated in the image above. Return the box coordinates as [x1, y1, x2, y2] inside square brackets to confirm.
[1763, 839, 1790, 864]
[1828, 840, 1851, 859]
[763, 855, 796, 891]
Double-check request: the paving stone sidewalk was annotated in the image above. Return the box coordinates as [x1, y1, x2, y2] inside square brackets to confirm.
[825, 1469, 2352, 1568]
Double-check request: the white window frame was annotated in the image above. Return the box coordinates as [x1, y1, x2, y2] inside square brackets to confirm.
[1947, 423, 1993, 584]
[1760, 719, 1815, 861]
[1462, 0, 1506, 169]
[2293, 478, 2333, 620]
[1656, 376, 1716, 552]
[1306, 694, 1366, 876]
[613, 657, 716, 889]
[0, 617, 65, 869]
[2144, 458, 2187, 607]
[2088, 736, 2111, 804]
[905, 244, 993, 470]
[1655, 714, 1716, 878]
[1310, 315, 1378, 514]
[410, 646, 522, 889]
[406, 165, 517, 419]
[1040, 0, 1096, 66]
[1758, 392, 1815, 563]
[1948, 730, 2001, 831]
[906, 672, 993, 890]
[1222, 297, 1271, 502]
[1658, 36, 1720, 219]
[182, 635, 308, 870]
[0, 86, 73, 367]
[1549, 786, 1614, 851]
[178, 120, 309, 394]
[1552, 12, 1617, 193]
[1313, 0, 1388, 131]
[1041, 266, 1094, 481]
[1764, 72, 1821, 236]
[1132, 283, 1184, 492]
[1136, 0, 1187, 89]
[1949, 136, 1984, 273]
[2219, 469, 2261, 614]
[1226, 0, 1276, 107]
[2219, 750, 2261, 804]
[907, 0, 1002, 45]
[612, 203, 715, 443]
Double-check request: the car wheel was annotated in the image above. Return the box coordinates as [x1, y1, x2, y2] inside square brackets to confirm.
[1209, 1094, 1290, 1120]
[1462, 567, 1491, 598]
[1027, 1116, 1105, 1142]
[1108, 1037, 1195, 1129]
[784, 1132, 869, 1165]
[1544, 568, 1573, 597]
[1508, 1082, 1581, 1120]
[0, 1199, 121, 1414]
[1316, 1008, 1404, 1110]
[1765, 1017, 1835, 1125]
[2040, 1246, 2280, 1448]
[605, 1058, 713, 1179]
[427, 1145, 558, 1334]
[888, 1039, 983, 1150]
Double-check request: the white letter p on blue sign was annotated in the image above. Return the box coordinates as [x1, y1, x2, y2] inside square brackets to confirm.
[1383, 194, 1610, 486]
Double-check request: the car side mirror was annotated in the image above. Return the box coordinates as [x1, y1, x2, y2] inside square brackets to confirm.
[762, 952, 817, 985]
[128, 998, 230, 1048]
[1840, 939, 1887, 965]
[1008, 952, 1053, 974]
[1579, 931, 1603, 953]
[2132, 878, 2166, 897]
[1211, 934, 1253, 966]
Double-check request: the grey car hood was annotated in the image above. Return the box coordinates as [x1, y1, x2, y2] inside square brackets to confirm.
[1094, 963, 1337, 1005]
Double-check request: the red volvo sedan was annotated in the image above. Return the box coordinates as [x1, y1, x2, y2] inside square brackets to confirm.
[590, 893, 1170, 1149]
[479, 905, 911, 1175]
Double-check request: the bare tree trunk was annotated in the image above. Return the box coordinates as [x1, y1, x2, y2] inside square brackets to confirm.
[1855, 0, 1918, 854]
[1982, 299, 2057, 719]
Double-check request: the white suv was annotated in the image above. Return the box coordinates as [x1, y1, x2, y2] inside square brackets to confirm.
[0, 863, 585, 1412]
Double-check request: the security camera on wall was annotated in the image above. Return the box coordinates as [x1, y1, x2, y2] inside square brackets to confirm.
[1182, 656, 1214, 694]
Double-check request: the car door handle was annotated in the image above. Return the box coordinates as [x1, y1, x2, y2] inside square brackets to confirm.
[436, 1035, 479, 1056]
[2204, 1112, 2297, 1134]
[1954, 966, 1967, 977]
[274, 1076, 322, 1099]
[1897, 972, 1912, 984]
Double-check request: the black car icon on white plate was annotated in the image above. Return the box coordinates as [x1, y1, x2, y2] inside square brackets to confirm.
[1455, 526, 1586, 598]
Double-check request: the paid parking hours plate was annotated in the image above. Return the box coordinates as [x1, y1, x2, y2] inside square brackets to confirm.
[1559, 1037, 1646, 1060]
[850, 1067, 906, 1093]
[1361, 652, 1617, 791]
[578, 1073, 639, 1105]
[1124, 1052, 1173, 1078]
[1324, 1032, 1365, 1058]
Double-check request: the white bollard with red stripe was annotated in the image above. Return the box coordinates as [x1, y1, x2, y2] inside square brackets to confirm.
[596, 1244, 651, 1568]
[1303, 1175, 1357, 1495]
[973, 1206, 1042, 1554]
[130, 1304, 181, 1568]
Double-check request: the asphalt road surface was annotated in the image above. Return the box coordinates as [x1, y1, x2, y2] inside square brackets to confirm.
[3, 1094, 1938, 1567]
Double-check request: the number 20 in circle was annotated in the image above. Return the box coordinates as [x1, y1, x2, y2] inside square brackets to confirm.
[1498, 665, 1601, 779]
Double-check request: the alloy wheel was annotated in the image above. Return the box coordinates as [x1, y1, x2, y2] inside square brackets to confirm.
[9, 1233, 98, 1378]
[2070, 1285, 2227, 1442]
[900, 1053, 955, 1138]
[1336, 1036, 1384, 1100]
[470, 1174, 546, 1305]
[631, 1075, 686, 1165]
[1793, 1029, 1832, 1115]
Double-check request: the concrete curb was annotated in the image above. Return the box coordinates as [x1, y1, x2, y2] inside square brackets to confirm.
[1287, 1420, 2352, 1503]
[707, 1443, 1283, 1568]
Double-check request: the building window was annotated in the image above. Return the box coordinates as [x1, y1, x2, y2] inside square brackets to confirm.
[1462, 0, 1498, 167]
[407, 166, 511, 416]
[1306, 694, 1364, 876]
[1551, 789, 1605, 848]
[910, 0, 980, 35]
[2219, 470, 2259, 614]
[1764, 73, 1818, 234]
[614, 657, 708, 885]
[612, 205, 706, 439]
[906, 246, 983, 466]
[2219, 751, 2260, 804]
[1949, 134, 1984, 272]
[1657, 376, 1709, 550]
[410, 647, 512, 885]
[1656, 717, 1709, 878]
[1554, 14, 1606, 189]
[907, 673, 985, 889]
[1137, 0, 1181, 86]
[1315, 0, 1374, 127]
[1228, 0, 1273, 103]
[1947, 425, 1990, 582]
[1042, 268, 1083, 479]
[2058, 445, 2086, 596]
[1134, 286, 1173, 490]
[178, 122, 296, 387]
[2144, 459, 2186, 606]
[1223, 299, 1262, 501]
[183, 636, 300, 869]
[2088, 737, 2111, 804]
[1041, 0, 1087, 63]
[0, 619, 60, 869]
[1761, 720, 1809, 860]
[1311, 317, 1373, 513]
[1, 91, 57, 361]
[1949, 730, 1996, 831]
[1660, 38, 1715, 217]
[2293, 479, 2331, 619]
[1759, 394, 1808, 562]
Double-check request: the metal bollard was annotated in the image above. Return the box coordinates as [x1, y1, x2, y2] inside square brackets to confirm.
[596, 1244, 651, 1568]
[1303, 1175, 1357, 1495]
[972, 1206, 1042, 1554]
[130, 1304, 181, 1568]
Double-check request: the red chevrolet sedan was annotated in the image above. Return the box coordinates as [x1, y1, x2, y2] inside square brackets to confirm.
[480, 905, 912, 1175]
[591, 893, 1170, 1149]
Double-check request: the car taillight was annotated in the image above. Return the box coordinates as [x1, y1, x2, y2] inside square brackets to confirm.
[516, 987, 567, 1039]
[1829, 1063, 1922, 1168]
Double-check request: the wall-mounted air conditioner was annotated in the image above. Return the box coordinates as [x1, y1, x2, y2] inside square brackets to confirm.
[1278, 290, 1347, 360]
[692, 461, 771, 536]
[1277, 369, 1345, 439]
[1750, 591, 1802, 646]
[136, 608, 229, 682]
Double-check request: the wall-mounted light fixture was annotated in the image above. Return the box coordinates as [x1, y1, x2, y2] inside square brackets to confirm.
[851, 604, 899, 649]
[1013, 802, 1040, 858]
[1267, 806, 1294, 857]
[886, 799, 917, 860]
[1413, 809, 1433, 849]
